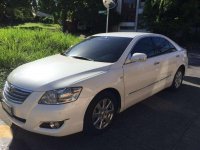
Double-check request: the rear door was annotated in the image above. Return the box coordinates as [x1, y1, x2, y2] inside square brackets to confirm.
[151, 37, 178, 81]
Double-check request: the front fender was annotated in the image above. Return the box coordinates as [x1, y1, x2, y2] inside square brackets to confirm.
[72, 68, 125, 112]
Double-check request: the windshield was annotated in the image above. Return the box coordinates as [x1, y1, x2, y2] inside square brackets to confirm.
[64, 36, 132, 63]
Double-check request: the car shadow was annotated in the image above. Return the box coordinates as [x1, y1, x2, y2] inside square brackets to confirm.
[184, 76, 200, 85]
[188, 53, 200, 67]
[8, 76, 200, 150]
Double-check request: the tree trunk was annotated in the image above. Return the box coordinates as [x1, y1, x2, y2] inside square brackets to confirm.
[61, 12, 67, 32]
[62, 19, 67, 33]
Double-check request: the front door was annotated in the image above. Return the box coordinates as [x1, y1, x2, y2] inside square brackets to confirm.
[123, 37, 161, 108]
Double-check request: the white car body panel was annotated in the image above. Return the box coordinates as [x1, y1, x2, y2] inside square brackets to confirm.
[1, 32, 188, 136]
[123, 56, 162, 108]
[8, 54, 112, 91]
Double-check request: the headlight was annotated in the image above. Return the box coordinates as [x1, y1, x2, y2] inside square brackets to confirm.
[39, 87, 82, 105]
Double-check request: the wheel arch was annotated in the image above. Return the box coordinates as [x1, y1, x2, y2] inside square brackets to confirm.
[83, 87, 122, 133]
[100, 88, 121, 111]
[178, 64, 186, 75]
[84, 88, 122, 121]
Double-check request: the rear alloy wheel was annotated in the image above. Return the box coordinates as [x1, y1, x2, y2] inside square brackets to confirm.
[84, 91, 117, 134]
[171, 69, 184, 90]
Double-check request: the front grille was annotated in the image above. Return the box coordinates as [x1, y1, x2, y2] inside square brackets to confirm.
[3, 82, 32, 104]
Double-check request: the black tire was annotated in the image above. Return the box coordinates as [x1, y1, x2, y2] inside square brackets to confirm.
[170, 68, 184, 90]
[84, 91, 118, 135]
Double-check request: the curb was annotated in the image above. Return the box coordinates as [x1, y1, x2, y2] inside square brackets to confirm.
[0, 89, 12, 150]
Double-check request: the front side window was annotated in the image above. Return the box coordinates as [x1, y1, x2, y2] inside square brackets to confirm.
[64, 36, 132, 63]
[152, 37, 177, 55]
[131, 37, 155, 58]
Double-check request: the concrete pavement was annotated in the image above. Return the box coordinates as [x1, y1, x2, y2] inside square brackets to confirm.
[0, 119, 12, 150]
[0, 53, 200, 150]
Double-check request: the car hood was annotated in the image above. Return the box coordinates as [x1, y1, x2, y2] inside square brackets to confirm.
[8, 54, 112, 91]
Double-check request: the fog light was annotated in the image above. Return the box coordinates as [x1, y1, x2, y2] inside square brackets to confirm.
[40, 121, 64, 129]
[49, 121, 61, 129]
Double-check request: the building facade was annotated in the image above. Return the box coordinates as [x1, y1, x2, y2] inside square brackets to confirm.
[115, 0, 146, 31]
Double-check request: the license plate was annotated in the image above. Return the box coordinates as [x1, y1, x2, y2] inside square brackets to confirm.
[1, 101, 13, 117]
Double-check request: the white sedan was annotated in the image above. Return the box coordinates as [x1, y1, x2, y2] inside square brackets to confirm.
[1, 32, 188, 136]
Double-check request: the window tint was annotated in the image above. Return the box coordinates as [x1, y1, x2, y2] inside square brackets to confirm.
[64, 36, 132, 63]
[132, 37, 155, 58]
[152, 37, 177, 55]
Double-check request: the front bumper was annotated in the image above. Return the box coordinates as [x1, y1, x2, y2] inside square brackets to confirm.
[1, 91, 91, 137]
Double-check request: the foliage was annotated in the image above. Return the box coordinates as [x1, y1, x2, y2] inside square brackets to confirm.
[14, 22, 61, 31]
[0, 0, 120, 33]
[37, 0, 59, 23]
[0, 27, 82, 70]
[37, 0, 120, 33]
[0, 0, 33, 22]
[143, 0, 200, 42]
[0, 0, 7, 20]
[0, 69, 9, 89]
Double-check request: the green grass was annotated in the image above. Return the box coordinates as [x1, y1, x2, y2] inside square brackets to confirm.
[0, 24, 83, 88]
[0, 69, 10, 89]
[14, 23, 61, 31]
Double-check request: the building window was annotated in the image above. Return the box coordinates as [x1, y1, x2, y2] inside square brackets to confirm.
[139, 0, 145, 8]
[121, 0, 137, 22]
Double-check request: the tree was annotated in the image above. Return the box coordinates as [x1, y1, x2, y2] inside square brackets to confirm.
[60, 0, 120, 33]
[8, 0, 33, 20]
[143, 0, 200, 42]
[37, 0, 121, 33]
[58, 0, 71, 32]
[0, 0, 7, 22]
[0, 0, 34, 24]
[37, 0, 59, 23]
[37, 0, 71, 32]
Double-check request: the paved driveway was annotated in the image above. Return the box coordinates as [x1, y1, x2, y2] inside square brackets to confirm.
[0, 53, 200, 150]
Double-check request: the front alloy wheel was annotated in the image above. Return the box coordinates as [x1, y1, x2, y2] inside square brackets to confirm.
[92, 98, 115, 130]
[84, 91, 117, 134]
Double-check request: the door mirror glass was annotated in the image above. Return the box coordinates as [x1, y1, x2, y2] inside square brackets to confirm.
[131, 53, 147, 62]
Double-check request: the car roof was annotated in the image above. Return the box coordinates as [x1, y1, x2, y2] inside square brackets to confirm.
[93, 32, 154, 38]
[93, 32, 182, 51]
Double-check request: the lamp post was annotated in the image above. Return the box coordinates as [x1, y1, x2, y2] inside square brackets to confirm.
[135, 0, 140, 32]
[103, 0, 117, 33]
[106, 7, 109, 33]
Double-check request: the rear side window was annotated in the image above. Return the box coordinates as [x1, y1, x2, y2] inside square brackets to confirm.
[131, 37, 155, 58]
[152, 37, 177, 55]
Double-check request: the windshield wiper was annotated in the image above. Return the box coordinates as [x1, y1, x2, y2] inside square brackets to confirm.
[71, 56, 94, 61]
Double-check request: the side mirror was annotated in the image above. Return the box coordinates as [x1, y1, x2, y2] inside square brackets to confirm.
[131, 53, 147, 63]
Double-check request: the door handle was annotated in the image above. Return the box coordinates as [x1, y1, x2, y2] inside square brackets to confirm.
[176, 55, 180, 58]
[154, 62, 160, 65]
